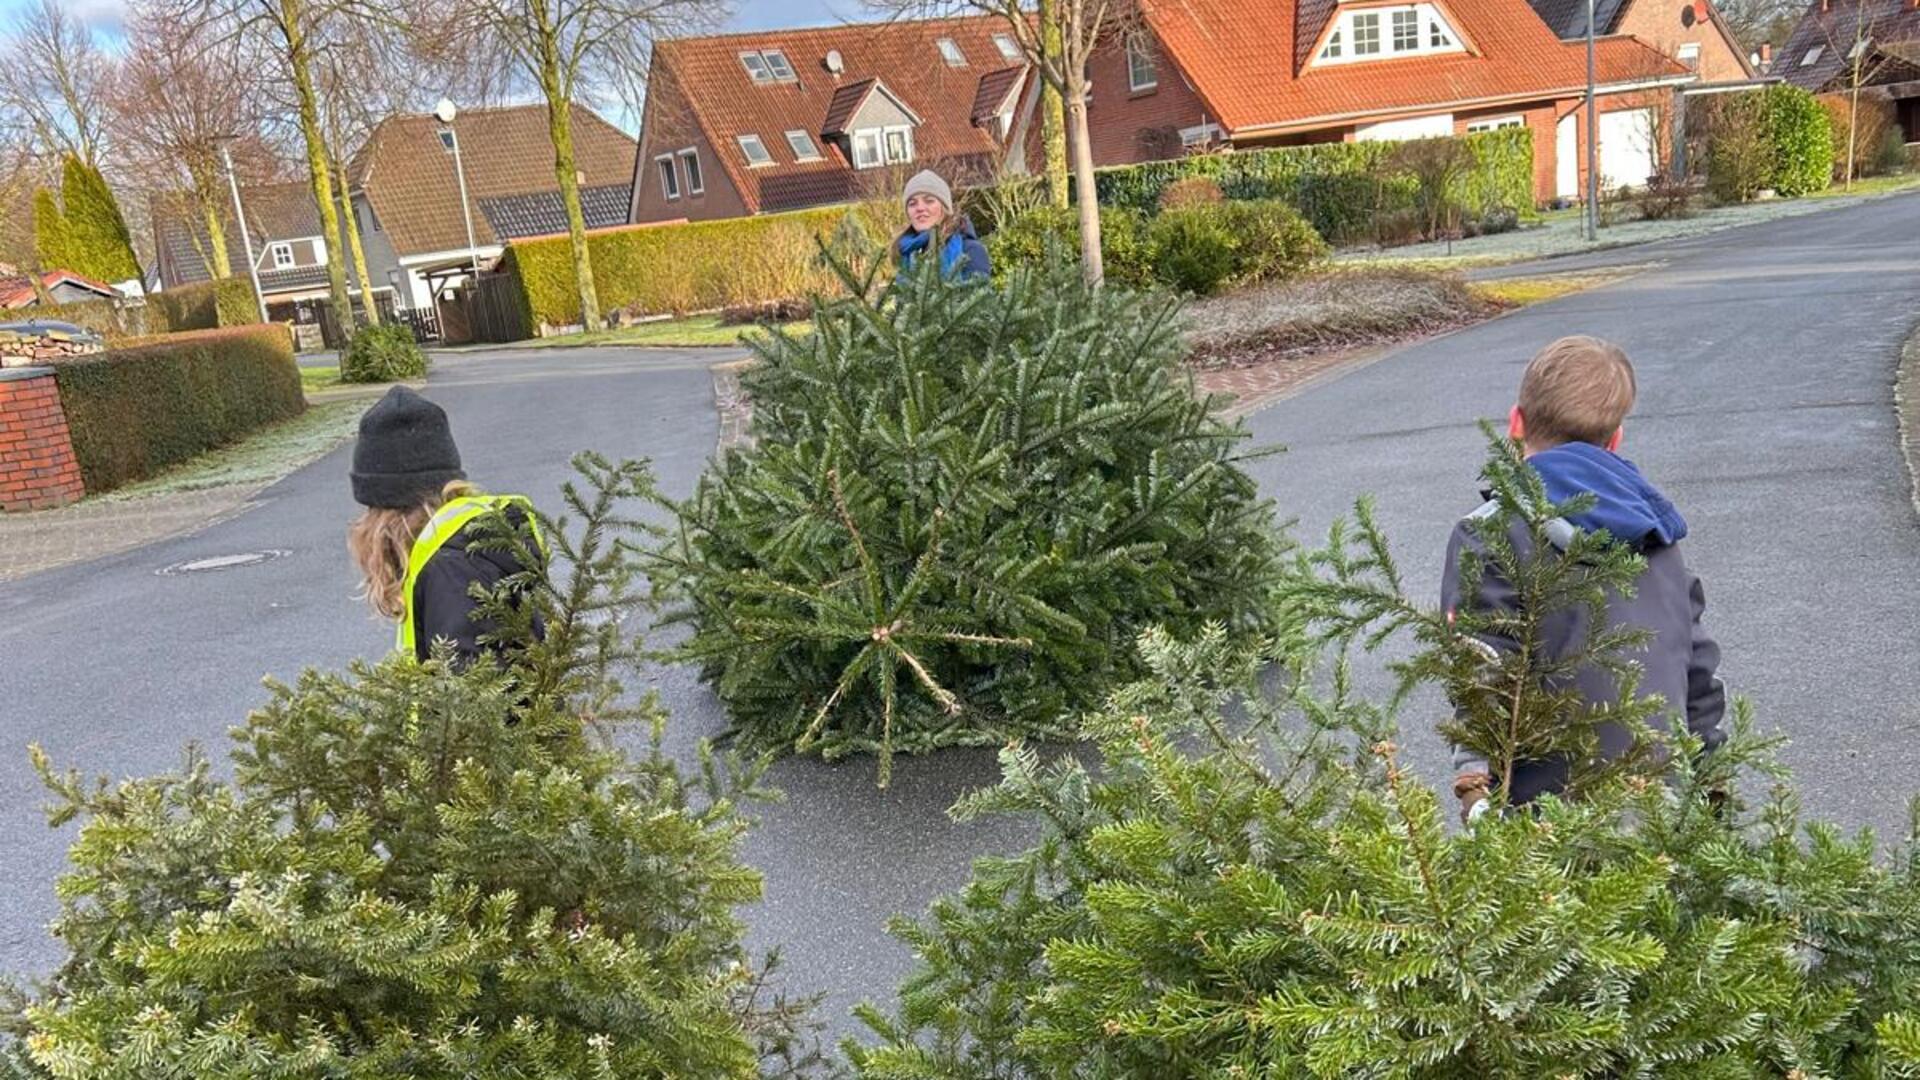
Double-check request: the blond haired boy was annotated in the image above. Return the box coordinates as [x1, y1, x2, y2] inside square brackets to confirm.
[1444, 336, 1726, 820]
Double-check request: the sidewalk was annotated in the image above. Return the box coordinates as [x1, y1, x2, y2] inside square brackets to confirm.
[0, 484, 265, 581]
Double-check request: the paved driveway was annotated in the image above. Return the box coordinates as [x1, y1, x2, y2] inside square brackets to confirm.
[3, 193, 1919, 1040]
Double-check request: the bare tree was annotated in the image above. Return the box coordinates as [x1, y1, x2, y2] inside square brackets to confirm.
[872, 0, 1141, 285]
[428, 0, 718, 332]
[108, 7, 274, 281]
[0, 0, 111, 165]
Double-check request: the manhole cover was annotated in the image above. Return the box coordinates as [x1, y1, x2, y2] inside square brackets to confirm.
[158, 549, 291, 576]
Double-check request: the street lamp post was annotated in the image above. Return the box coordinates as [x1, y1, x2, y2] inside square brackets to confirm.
[434, 98, 482, 291]
[1584, 0, 1599, 241]
[218, 138, 271, 324]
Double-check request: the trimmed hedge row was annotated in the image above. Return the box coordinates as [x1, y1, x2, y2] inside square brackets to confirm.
[54, 324, 303, 493]
[1093, 127, 1536, 244]
[501, 204, 890, 330]
[29, 277, 261, 343]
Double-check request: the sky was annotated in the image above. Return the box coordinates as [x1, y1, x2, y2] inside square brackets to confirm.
[0, 0, 859, 37]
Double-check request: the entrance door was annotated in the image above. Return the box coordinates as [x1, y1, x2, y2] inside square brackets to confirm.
[1556, 112, 1578, 200]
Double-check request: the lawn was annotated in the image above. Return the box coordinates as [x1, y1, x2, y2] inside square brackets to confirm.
[300, 365, 340, 393]
[1471, 267, 1647, 307]
[513, 314, 799, 350]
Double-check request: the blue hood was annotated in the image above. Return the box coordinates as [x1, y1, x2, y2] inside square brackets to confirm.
[1527, 441, 1686, 548]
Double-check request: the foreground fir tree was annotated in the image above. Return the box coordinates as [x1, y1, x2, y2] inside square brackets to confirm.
[848, 435, 1920, 1078]
[5, 457, 823, 1079]
[650, 256, 1287, 785]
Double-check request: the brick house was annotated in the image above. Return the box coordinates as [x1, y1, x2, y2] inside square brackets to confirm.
[1528, 0, 1755, 83]
[151, 181, 347, 321]
[348, 103, 634, 313]
[630, 16, 1039, 224]
[1776, 0, 1920, 144]
[637, 5, 1692, 219]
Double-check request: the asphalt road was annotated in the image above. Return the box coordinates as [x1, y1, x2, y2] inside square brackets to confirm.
[4, 192, 1919, 1041]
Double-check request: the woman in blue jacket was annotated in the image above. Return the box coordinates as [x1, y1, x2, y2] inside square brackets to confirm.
[895, 170, 990, 280]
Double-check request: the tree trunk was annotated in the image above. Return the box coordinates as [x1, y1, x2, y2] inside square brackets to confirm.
[281, 0, 355, 342]
[333, 145, 379, 325]
[199, 195, 232, 278]
[188, 160, 232, 278]
[1037, 0, 1069, 208]
[1066, 94, 1103, 287]
[542, 78, 602, 331]
[1847, 67, 1861, 191]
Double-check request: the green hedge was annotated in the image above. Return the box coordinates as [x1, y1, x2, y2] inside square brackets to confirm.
[54, 324, 303, 493]
[28, 277, 262, 343]
[502, 205, 889, 330]
[1765, 84, 1834, 197]
[1093, 128, 1536, 244]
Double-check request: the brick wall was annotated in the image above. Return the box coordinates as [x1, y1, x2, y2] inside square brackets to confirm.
[1614, 0, 1753, 83]
[1082, 30, 1218, 166]
[0, 367, 85, 511]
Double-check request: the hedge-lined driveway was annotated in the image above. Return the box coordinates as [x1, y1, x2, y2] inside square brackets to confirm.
[3, 192, 1919, 1040]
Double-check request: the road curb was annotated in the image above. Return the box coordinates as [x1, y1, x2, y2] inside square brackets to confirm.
[1897, 322, 1920, 522]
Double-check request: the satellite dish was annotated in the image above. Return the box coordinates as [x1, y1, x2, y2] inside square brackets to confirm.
[433, 98, 457, 125]
[824, 49, 844, 74]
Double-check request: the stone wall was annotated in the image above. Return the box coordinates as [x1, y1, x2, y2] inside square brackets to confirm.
[0, 327, 105, 369]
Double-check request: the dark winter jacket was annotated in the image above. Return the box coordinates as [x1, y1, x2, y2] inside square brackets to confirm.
[409, 504, 546, 667]
[1440, 441, 1725, 805]
[896, 216, 991, 280]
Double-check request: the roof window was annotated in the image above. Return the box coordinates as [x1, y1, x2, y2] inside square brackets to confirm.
[937, 37, 967, 66]
[737, 134, 774, 166]
[786, 130, 821, 161]
[1800, 43, 1824, 66]
[993, 32, 1022, 60]
[740, 49, 797, 82]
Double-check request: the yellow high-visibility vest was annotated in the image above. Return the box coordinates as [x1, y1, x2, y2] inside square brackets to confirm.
[397, 494, 546, 657]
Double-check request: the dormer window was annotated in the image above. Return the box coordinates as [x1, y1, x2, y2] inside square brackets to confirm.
[740, 49, 797, 82]
[937, 37, 967, 66]
[1317, 4, 1464, 63]
[994, 33, 1022, 60]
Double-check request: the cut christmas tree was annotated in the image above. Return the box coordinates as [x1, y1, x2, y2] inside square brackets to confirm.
[649, 257, 1289, 785]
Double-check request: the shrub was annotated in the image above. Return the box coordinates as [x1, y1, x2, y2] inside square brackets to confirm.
[719, 297, 815, 326]
[7, 461, 823, 1078]
[341, 322, 429, 383]
[1147, 201, 1326, 295]
[1819, 92, 1897, 181]
[1387, 136, 1476, 239]
[985, 205, 1157, 289]
[1147, 204, 1240, 294]
[1185, 269, 1498, 368]
[1471, 205, 1521, 235]
[1158, 175, 1224, 211]
[646, 258, 1288, 784]
[1877, 126, 1912, 175]
[850, 434, 1920, 1078]
[53, 324, 303, 493]
[1766, 83, 1835, 197]
[1636, 173, 1697, 220]
[59, 155, 141, 284]
[501, 204, 892, 332]
[23, 278, 263, 345]
[1706, 91, 1774, 202]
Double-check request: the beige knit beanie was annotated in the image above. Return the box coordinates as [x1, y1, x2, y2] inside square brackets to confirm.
[902, 169, 954, 211]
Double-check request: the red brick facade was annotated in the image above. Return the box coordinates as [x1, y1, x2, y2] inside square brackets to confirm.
[1082, 34, 1220, 165]
[0, 368, 85, 511]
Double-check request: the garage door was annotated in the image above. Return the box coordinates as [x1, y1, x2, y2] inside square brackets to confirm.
[1598, 108, 1656, 190]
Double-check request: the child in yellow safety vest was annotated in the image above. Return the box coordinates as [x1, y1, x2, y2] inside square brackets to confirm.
[346, 386, 545, 665]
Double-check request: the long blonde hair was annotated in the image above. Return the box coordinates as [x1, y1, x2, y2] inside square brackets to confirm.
[348, 480, 476, 619]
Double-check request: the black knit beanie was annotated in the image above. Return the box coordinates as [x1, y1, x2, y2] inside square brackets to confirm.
[351, 385, 465, 508]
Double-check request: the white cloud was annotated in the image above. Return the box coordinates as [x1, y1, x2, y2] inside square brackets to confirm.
[62, 0, 131, 34]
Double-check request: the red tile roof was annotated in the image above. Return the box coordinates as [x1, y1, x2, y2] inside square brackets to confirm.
[0, 270, 117, 309]
[354, 103, 635, 256]
[970, 65, 1030, 126]
[1143, 0, 1689, 135]
[651, 15, 1026, 215]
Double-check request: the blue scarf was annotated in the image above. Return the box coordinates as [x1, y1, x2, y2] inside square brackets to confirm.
[897, 228, 966, 276]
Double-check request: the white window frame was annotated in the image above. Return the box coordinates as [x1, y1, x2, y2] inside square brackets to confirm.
[762, 50, 795, 80]
[269, 241, 295, 269]
[1677, 42, 1702, 64]
[739, 51, 771, 82]
[1391, 9, 1419, 51]
[993, 32, 1022, 60]
[1179, 122, 1224, 147]
[883, 125, 915, 164]
[737, 133, 774, 167]
[679, 148, 703, 194]
[936, 37, 967, 66]
[1317, 4, 1465, 64]
[786, 129, 821, 161]
[1353, 12, 1382, 55]
[852, 130, 882, 169]
[1466, 115, 1524, 133]
[655, 153, 680, 199]
[1127, 39, 1158, 91]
